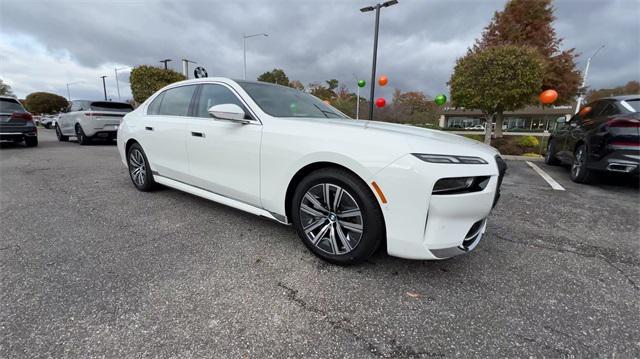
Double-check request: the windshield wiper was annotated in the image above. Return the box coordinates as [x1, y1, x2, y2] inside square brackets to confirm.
[313, 104, 340, 118]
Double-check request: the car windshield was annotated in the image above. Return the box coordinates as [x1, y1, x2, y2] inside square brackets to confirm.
[90, 101, 133, 112]
[0, 98, 25, 113]
[622, 99, 640, 112]
[237, 81, 348, 119]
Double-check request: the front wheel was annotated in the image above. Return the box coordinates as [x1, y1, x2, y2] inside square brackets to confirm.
[545, 139, 560, 165]
[570, 144, 593, 183]
[127, 143, 156, 191]
[291, 168, 384, 265]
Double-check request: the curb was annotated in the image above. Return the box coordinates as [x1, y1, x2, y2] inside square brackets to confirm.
[502, 155, 544, 162]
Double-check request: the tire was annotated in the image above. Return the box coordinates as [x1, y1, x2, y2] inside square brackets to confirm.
[127, 143, 156, 191]
[291, 168, 384, 265]
[25, 137, 38, 147]
[56, 125, 69, 142]
[544, 138, 561, 165]
[76, 124, 91, 145]
[570, 144, 593, 184]
[44, 123, 51, 129]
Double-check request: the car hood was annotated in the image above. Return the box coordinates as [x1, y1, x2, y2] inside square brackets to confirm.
[288, 117, 500, 159]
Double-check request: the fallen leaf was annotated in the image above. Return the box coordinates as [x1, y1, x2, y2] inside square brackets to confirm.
[406, 291, 420, 298]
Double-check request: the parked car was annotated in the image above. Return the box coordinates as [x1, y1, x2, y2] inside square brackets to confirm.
[0, 96, 38, 147]
[467, 125, 485, 130]
[42, 115, 57, 129]
[117, 78, 506, 264]
[545, 95, 640, 183]
[56, 100, 133, 144]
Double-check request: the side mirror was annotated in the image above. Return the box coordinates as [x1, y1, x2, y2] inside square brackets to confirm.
[208, 104, 248, 123]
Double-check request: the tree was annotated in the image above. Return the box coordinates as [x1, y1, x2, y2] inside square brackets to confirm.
[450, 45, 546, 143]
[289, 80, 305, 91]
[129, 65, 186, 103]
[0, 79, 13, 96]
[308, 82, 337, 101]
[326, 79, 339, 91]
[24, 92, 68, 114]
[585, 80, 640, 103]
[257, 69, 289, 86]
[471, 0, 581, 105]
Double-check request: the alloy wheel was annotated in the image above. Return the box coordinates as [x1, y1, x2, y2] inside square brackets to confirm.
[299, 183, 364, 255]
[128, 149, 147, 186]
[56, 125, 62, 140]
[571, 147, 584, 178]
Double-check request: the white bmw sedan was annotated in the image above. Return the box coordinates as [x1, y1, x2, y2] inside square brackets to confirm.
[117, 78, 506, 265]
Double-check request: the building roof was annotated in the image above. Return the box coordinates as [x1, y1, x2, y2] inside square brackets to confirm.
[440, 105, 575, 117]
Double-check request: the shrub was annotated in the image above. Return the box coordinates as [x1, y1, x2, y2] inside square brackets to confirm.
[518, 135, 540, 148]
[24, 92, 68, 114]
[463, 134, 485, 142]
[129, 65, 186, 104]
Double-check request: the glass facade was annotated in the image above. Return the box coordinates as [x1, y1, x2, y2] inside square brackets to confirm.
[445, 115, 567, 131]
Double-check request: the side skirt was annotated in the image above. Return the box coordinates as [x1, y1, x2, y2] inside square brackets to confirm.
[153, 175, 289, 225]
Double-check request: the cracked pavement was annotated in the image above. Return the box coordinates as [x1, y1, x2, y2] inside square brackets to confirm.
[1, 130, 639, 358]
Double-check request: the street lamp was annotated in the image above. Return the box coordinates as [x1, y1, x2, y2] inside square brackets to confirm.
[243, 32, 268, 80]
[100, 76, 108, 101]
[575, 44, 605, 114]
[361, 0, 398, 121]
[160, 59, 172, 69]
[114, 66, 131, 101]
[65, 81, 83, 101]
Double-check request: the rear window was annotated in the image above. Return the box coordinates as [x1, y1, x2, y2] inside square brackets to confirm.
[90, 101, 133, 112]
[0, 98, 25, 113]
[622, 99, 640, 112]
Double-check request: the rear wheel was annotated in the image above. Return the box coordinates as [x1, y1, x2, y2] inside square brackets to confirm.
[25, 137, 38, 147]
[127, 143, 156, 191]
[291, 168, 384, 265]
[56, 125, 69, 142]
[544, 138, 560, 165]
[570, 144, 593, 183]
[76, 125, 90, 145]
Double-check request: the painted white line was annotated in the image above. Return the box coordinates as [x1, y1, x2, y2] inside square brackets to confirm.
[526, 161, 566, 191]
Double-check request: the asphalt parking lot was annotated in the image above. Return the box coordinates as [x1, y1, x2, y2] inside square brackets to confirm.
[1, 129, 638, 358]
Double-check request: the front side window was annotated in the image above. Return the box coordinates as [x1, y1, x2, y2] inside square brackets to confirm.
[158, 85, 196, 116]
[147, 92, 164, 115]
[237, 81, 347, 119]
[195, 84, 246, 118]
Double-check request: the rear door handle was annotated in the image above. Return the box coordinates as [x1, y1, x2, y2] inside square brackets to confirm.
[191, 131, 205, 138]
[145, 126, 154, 131]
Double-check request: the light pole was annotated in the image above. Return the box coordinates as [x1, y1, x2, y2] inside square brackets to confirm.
[114, 66, 130, 101]
[160, 59, 172, 70]
[575, 44, 605, 114]
[66, 81, 82, 101]
[100, 76, 108, 100]
[361, 0, 398, 121]
[243, 32, 268, 80]
[181, 59, 197, 79]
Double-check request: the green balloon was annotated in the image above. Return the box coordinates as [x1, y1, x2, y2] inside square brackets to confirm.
[357, 80, 366, 88]
[290, 102, 297, 112]
[435, 94, 447, 106]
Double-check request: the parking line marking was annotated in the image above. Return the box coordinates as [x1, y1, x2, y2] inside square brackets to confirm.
[526, 161, 566, 191]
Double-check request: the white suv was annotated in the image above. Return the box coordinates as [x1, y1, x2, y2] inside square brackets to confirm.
[56, 100, 133, 144]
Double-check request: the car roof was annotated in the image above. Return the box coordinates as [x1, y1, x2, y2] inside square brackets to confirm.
[598, 94, 640, 101]
[72, 99, 131, 105]
[0, 95, 20, 101]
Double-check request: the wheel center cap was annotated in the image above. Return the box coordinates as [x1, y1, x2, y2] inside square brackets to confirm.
[328, 213, 337, 222]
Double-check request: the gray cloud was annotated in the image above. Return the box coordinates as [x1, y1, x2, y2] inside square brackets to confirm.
[1, 0, 638, 100]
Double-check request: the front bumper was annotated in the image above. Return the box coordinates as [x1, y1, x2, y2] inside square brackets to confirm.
[372, 154, 505, 260]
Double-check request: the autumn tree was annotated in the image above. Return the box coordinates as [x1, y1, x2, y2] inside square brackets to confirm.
[0, 79, 13, 96]
[288, 80, 305, 91]
[472, 0, 581, 105]
[24, 92, 68, 114]
[257, 69, 290, 86]
[585, 80, 640, 103]
[308, 82, 337, 101]
[450, 45, 546, 143]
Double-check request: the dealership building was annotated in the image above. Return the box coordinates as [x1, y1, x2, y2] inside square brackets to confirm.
[437, 105, 575, 131]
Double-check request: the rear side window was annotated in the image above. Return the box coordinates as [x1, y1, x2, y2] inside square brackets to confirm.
[600, 103, 620, 116]
[0, 98, 25, 113]
[90, 101, 133, 112]
[158, 86, 196, 116]
[147, 92, 164, 115]
[195, 84, 246, 118]
[622, 99, 640, 112]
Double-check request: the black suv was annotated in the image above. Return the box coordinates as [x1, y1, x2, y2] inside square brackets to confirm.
[545, 95, 639, 183]
[0, 96, 38, 147]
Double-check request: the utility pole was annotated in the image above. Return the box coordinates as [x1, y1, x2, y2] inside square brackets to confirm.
[361, 0, 398, 121]
[242, 32, 268, 80]
[114, 66, 130, 101]
[66, 81, 82, 101]
[100, 76, 108, 100]
[160, 59, 172, 69]
[575, 44, 605, 114]
[181, 59, 196, 79]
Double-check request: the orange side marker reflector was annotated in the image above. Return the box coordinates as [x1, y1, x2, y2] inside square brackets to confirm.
[371, 181, 388, 204]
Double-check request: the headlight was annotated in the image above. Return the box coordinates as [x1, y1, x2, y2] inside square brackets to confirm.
[412, 153, 488, 164]
[432, 176, 490, 194]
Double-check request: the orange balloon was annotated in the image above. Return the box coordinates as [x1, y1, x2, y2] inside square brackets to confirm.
[378, 75, 388, 86]
[540, 89, 558, 104]
[579, 106, 591, 117]
[323, 100, 330, 105]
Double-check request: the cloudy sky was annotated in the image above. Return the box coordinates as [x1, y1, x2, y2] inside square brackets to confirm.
[1, 0, 638, 102]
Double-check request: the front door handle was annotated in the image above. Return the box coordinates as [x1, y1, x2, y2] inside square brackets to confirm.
[191, 131, 205, 138]
[145, 126, 154, 131]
